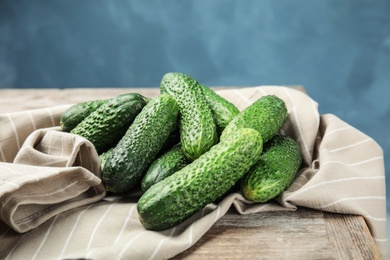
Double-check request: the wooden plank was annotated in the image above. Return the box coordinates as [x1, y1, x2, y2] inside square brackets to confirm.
[324, 212, 382, 260]
[0, 88, 161, 113]
[0, 86, 305, 113]
[173, 208, 380, 260]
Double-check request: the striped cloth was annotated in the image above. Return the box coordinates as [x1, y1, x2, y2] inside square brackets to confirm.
[0, 86, 387, 259]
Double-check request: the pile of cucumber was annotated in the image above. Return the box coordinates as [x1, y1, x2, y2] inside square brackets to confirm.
[60, 72, 302, 231]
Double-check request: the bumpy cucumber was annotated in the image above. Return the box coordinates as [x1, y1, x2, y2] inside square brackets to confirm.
[158, 119, 181, 156]
[137, 128, 263, 231]
[241, 134, 302, 203]
[220, 95, 288, 143]
[70, 93, 148, 154]
[160, 72, 217, 161]
[102, 94, 179, 194]
[200, 85, 239, 135]
[141, 144, 188, 192]
[60, 99, 108, 132]
[98, 148, 113, 170]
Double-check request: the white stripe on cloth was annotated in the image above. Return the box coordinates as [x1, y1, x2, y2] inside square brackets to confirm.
[233, 89, 252, 105]
[319, 196, 386, 209]
[148, 227, 177, 260]
[31, 215, 60, 260]
[2, 179, 84, 213]
[364, 214, 387, 222]
[186, 207, 209, 250]
[0, 169, 78, 221]
[58, 204, 94, 259]
[0, 146, 6, 162]
[321, 156, 384, 167]
[285, 176, 385, 201]
[4, 232, 28, 260]
[6, 113, 21, 150]
[258, 88, 268, 96]
[319, 138, 374, 155]
[44, 108, 56, 127]
[0, 226, 10, 241]
[114, 204, 137, 245]
[86, 197, 122, 252]
[0, 180, 20, 189]
[27, 110, 37, 131]
[283, 87, 314, 161]
[117, 231, 148, 260]
[323, 126, 353, 137]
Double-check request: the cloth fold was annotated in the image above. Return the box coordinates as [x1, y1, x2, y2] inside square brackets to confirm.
[0, 126, 106, 233]
[0, 86, 387, 259]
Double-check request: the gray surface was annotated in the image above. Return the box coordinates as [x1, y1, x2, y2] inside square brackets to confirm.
[1, 0, 389, 240]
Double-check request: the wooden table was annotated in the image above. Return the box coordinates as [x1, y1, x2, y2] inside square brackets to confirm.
[174, 207, 381, 259]
[0, 88, 385, 259]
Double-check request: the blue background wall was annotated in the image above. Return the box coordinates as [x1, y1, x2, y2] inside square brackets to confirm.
[1, 0, 389, 237]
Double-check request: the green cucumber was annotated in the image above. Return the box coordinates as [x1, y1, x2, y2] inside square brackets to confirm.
[158, 119, 181, 156]
[160, 72, 217, 161]
[137, 128, 263, 231]
[241, 134, 302, 203]
[70, 93, 148, 154]
[200, 85, 239, 135]
[102, 94, 179, 194]
[220, 95, 288, 143]
[98, 148, 113, 170]
[141, 144, 188, 193]
[60, 99, 108, 132]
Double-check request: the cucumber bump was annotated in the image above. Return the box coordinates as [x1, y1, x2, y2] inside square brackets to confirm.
[221, 95, 288, 143]
[102, 94, 179, 194]
[60, 99, 108, 132]
[160, 72, 218, 161]
[70, 93, 148, 153]
[137, 127, 263, 231]
[241, 134, 302, 203]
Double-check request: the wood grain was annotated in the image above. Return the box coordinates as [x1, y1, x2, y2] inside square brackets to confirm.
[173, 208, 381, 260]
[324, 212, 381, 260]
[0, 86, 305, 113]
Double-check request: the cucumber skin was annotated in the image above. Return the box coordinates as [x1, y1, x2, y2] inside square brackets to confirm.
[137, 128, 263, 231]
[102, 94, 179, 194]
[158, 119, 181, 156]
[70, 93, 148, 154]
[98, 147, 113, 170]
[60, 99, 108, 132]
[141, 144, 188, 193]
[220, 95, 288, 143]
[241, 134, 302, 203]
[200, 85, 239, 135]
[160, 72, 218, 161]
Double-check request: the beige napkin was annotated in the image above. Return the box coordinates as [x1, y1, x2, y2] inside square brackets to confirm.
[0, 86, 387, 259]
[0, 107, 106, 234]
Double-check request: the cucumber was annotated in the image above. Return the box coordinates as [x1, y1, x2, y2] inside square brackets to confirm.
[137, 128, 263, 231]
[160, 72, 217, 161]
[158, 119, 181, 156]
[60, 99, 108, 132]
[220, 95, 288, 143]
[141, 144, 188, 193]
[200, 85, 239, 135]
[241, 134, 302, 203]
[102, 94, 179, 194]
[70, 93, 148, 154]
[98, 147, 113, 170]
